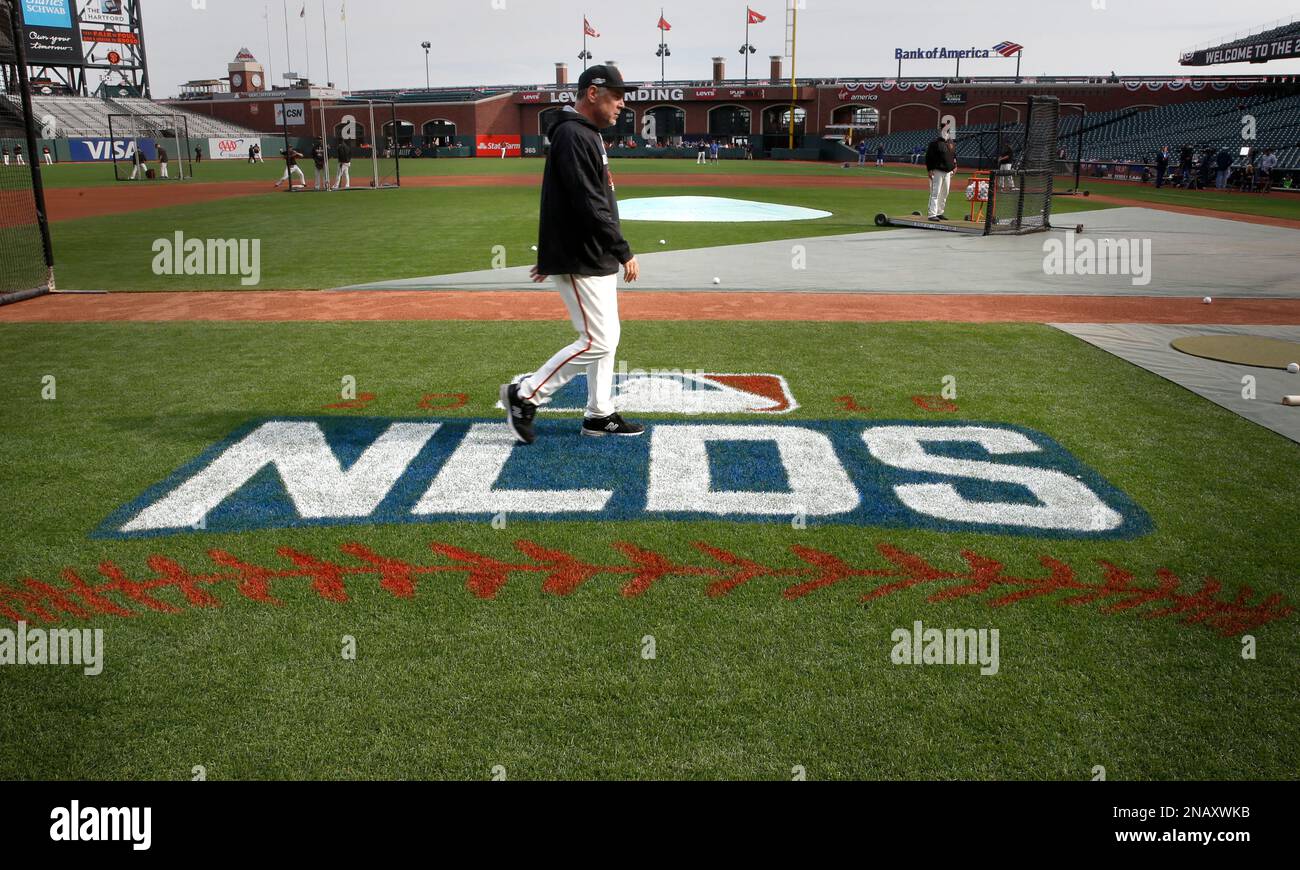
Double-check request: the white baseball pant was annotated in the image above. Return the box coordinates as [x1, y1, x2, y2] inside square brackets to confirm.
[928, 169, 953, 218]
[314, 164, 327, 189]
[44, 153, 53, 165]
[15, 154, 24, 165]
[159, 162, 168, 178]
[334, 162, 351, 189]
[517, 273, 621, 419]
[279, 165, 306, 186]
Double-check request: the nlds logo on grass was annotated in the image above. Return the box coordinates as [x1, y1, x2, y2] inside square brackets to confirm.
[96, 417, 1150, 540]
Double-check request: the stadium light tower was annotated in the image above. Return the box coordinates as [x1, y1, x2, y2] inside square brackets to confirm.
[421, 41, 432, 90]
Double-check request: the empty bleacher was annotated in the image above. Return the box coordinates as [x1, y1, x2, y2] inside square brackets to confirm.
[1, 94, 260, 139]
[855, 92, 1300, 172]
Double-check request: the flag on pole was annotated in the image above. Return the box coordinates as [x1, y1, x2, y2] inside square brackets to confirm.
[993, 41, 1024, 57]
[658, 14, 671, 31]
[747, 7, 766, 24]
[584, 17, 600, 38]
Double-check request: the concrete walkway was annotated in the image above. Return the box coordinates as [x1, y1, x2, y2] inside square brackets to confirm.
[338, 208, 1300, 298]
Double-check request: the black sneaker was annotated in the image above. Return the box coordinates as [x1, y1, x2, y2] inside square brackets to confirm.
[500, 383, 537, 445]
[937, 214, 949, 221]
[581, 413, 645, 437]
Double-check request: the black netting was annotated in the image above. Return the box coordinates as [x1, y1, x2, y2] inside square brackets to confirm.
[985, 96, 1059, 235]
[108, 113, 192, 181]
[1, 3, 51, 300]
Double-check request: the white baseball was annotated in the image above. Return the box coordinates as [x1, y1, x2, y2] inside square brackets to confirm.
[712, 277, 721, 285]
[1288, 363, 1299, 374]
[659, 239, 667, 245]
[530, 245, 538, 252]
[1202, 296, 1212, 304]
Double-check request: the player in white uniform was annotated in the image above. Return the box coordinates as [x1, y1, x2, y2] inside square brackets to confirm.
[501, 65, 643, 444]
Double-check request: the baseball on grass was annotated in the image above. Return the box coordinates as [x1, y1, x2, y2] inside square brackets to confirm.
[659, 239, 667, 245]
[1288, 363, 1300, 374]
[530, 245, 537, 252]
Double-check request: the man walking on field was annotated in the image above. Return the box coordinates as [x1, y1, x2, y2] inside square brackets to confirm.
[501, 64, 643, 444]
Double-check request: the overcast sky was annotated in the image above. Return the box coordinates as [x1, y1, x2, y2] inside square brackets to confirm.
[141, 0, 1299, 96]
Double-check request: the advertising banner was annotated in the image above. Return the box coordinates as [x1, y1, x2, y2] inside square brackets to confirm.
[1181, 35, 1299, 66]
[68, 137, 158, 162]
[274, 102, 307, 127]
[208, 137, 259, 160]
[21, 0, 84, 65]
[78, 0, 128, 26]
[475, 134, 521, 157]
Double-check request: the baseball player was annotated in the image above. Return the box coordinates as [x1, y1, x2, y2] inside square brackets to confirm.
[501, 64, 643, 444]
[129, 147, 148, 180]
[333, 140, 352, 190]
[924, 129, 957, 221]
[157, 145, 169, 178]
[13, 145, 23, 165]
[2, 147, 8, 166]
[710, 140, 720, 164]
[274, 147, 306, 189]
[43, 146, 53, 165]
[310, 138, 328, 190]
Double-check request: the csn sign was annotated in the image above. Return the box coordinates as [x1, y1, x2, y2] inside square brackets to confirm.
[97, 418, 1150, 540]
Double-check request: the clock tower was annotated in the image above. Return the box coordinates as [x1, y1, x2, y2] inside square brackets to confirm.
[228, 48, 266, 94]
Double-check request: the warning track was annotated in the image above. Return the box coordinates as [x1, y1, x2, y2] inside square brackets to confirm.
[3, 290, 1298, 324]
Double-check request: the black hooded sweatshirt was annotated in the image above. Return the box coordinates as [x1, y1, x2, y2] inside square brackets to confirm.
[537, 108, 633, 277]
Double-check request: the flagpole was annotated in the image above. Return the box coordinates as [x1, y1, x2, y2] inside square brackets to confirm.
[321, 1, 332, 86]
[583, 15, 588, 71]
[283, 0, 293, 81]
[303, 6, 312, 85]
[342, 3, 352, 92]
[745, 10, 750, 85]
[660, 8, 666, 85]
[1016, 49, 1022, 81]
[264, 5, 274, 87]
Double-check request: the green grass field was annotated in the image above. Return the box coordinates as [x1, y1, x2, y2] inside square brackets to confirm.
[1, 320, 1296, 780]
[48, 177, 1113, 291]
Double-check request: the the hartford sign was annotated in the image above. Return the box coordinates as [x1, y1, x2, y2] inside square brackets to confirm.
[96, 418, 1150, 540]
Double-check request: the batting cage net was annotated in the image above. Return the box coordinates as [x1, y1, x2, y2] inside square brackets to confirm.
[0, 0, 54, 304]
[986, 95, 1059, 235]
[287, 99, 401, 193]
[107, 113, 193, 181]
[354, 100, 401, 190]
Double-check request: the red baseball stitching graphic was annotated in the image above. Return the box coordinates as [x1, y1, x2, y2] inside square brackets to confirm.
[834, 395, 873, 413]
[911, 395, 960, 413]
[418, 393, 469, 410]
[323, 392, 377, 410]
[0, 541, 1289, 637]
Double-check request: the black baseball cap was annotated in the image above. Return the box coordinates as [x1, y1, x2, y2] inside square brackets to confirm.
[577, 64, 626, 95]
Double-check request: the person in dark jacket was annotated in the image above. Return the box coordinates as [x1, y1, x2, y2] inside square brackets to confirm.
[333, 140, 352, 190]
[924, 131, 957, 220]
[1155, 146, 1169, 188]
[501, 65, 642, 444]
